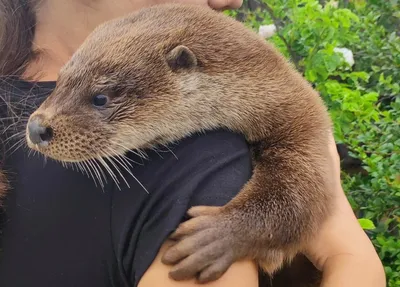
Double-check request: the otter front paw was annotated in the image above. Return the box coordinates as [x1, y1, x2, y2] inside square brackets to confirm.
[161, 206, 249, 283]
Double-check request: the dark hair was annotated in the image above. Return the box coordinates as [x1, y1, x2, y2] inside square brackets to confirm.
[0, 0, 38, 77]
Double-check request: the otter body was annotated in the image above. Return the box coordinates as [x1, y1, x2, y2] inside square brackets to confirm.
[26, 4, 333, 286]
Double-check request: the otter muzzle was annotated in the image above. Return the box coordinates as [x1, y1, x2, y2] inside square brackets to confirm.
[27, 116, 54, 147]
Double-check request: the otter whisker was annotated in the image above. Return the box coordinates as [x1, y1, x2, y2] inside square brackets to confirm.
[110, 156, 148, 194]
[43, 155, 48, 166]
[90, 159, 108, 186]
[84, 160, 102, 188]
[75, 161, 88, 176]
[136, 148, 149, 160]
[150, 147, 164, 159]
[115, 154, 134, 169]
[121, 154, 144, 166]
[80, 160, 92, 177]
[97, 157, 120, 190]
[161, 144, 178, 160]
[63, 162, 73, 173]
[104, 151, 131, 180]
[102, 147, 149, 194]
[90, 160, 107, 188]
[108, 143, 144, 165]
[104, 148, 134, 169]
[103, 155, 130, 189]
[33, 149, 39, 158]
[27, 147, 35, 158]
[115, 152, 143, 166]
[76, 161, 91, 178]
[110, 141, 147, 162]
[74, 162, 83, 174]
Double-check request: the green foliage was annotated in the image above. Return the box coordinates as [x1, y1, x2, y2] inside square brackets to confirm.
[359, 218, 377, 230]
[226, 0, 400, 285]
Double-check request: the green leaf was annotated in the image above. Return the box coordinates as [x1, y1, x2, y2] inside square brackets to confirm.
[358, 218, 376, 230]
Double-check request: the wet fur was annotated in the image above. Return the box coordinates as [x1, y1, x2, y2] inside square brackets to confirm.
[26, 4, 335, 286]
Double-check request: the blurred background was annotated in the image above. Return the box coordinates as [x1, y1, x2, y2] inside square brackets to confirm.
[224, 1, 400, 285]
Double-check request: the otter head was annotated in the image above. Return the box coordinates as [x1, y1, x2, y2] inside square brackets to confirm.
[25, 4, 270, 163]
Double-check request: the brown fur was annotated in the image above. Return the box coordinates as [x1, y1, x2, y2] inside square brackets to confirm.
[25, 4, 335, 286]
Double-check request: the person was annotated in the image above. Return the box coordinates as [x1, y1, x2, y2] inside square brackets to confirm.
[0, 0, 385, 286]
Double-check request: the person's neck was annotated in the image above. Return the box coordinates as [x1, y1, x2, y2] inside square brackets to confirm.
[23, 0, 150, 82]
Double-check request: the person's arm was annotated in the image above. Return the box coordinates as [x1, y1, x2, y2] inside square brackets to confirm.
[115, 130, 257, 286]
[304, 133, 386, 287]
[135, 131, 259, 287]
[139, 240, 258, 287]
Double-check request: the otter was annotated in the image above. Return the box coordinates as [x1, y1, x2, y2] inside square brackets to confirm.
[25, 3, 334, 286]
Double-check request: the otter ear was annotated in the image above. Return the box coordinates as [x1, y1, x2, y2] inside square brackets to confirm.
[166, 45, 197, 70]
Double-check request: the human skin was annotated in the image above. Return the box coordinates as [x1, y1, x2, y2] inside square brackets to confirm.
[24, 0, 385, 286]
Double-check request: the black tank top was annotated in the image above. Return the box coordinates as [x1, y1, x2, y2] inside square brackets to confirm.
[0, 79, 261, 286]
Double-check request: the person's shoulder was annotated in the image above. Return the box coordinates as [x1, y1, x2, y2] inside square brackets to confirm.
[125, 129, 252, 197]
[168, 129, 252, 204]
[171, 129, 250, 158]
[163, 129, 251, 174]
[141, 129, 252, 201]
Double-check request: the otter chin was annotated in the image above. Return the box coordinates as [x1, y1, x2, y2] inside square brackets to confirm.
[26, 3, 333, 286]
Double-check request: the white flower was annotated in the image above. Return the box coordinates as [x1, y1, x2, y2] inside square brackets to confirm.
[326, 1, 339, 8]
[258, 24, 277, 39]
[334, 47, 355, 67]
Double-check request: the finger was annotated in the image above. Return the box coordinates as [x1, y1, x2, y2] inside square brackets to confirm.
[162, 229, 220, 265]
[197, 254, 234, 283]
[208, 0, 243, 10]
[169, 216, 212, 240]
[168, 240, 225, 281]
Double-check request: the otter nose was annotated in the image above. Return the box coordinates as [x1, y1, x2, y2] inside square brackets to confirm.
[27, 117, 54, 145]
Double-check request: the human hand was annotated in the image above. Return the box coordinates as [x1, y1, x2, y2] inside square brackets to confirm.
[155, 0, 243, 10]
[207, 0, 243, 10]
[304, 132, 386, 286]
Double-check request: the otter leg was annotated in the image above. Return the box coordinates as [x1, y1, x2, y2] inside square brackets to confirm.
[162, 146, 332, 284]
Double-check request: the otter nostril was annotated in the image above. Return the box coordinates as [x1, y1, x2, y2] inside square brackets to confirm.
[40, 127, 53, 142]
[28, 118, 53, 146]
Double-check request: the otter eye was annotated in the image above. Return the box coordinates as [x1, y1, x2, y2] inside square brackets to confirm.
[92, 94, 109, 107]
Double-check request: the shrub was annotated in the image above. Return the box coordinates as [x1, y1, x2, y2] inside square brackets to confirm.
[226, 1, 400, 285]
